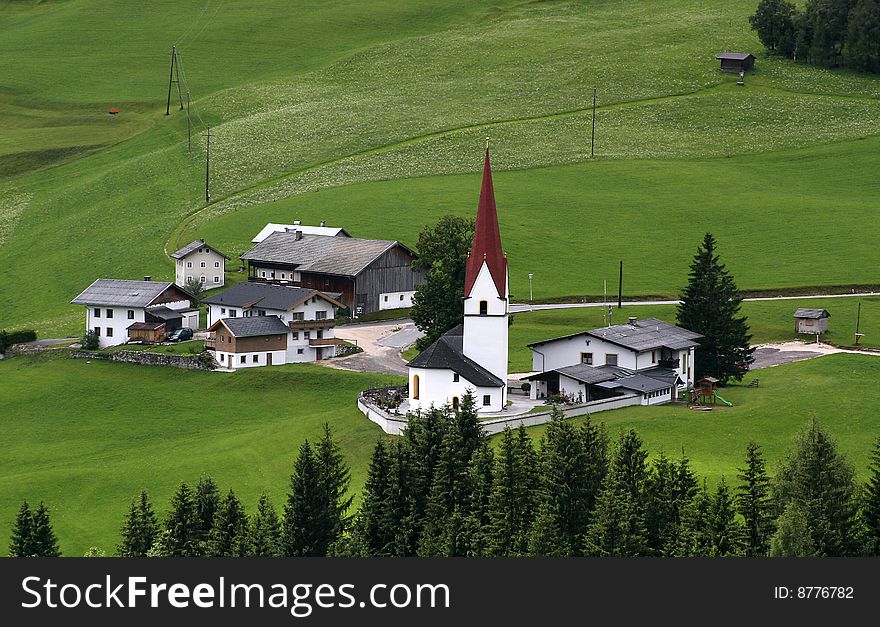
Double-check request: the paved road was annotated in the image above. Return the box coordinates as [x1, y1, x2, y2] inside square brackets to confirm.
[24, 337, 78, 346]
[325, 320, 418, 376]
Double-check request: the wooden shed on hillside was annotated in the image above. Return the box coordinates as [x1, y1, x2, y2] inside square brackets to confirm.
[716, 52, 755, 73]
[794, 308, 831, 335]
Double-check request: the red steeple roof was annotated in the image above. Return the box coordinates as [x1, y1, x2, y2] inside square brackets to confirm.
[464, 147, 506, 298]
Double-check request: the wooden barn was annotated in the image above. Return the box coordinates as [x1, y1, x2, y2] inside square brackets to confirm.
[716, 52, 755, 73]
[794, 308, 831, 335]
[240, 230, 425, 316]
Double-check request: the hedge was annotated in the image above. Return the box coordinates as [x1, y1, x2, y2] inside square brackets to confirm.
[0, 329, 37, 353]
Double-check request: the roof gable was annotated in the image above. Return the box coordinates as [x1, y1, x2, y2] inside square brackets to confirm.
[71, 279, 191, 308]
[408, 326, 503, 388]
[203, 282, 343, 311]
[464, 147, 507, 298]
[209, 315, 290, 338]
[528, 317, 702, 352]
[170, 239, 230, 260]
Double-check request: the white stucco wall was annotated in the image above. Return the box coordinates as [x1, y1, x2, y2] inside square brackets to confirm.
[215, 349, 287, 369]
[379, 291, 416, 310]
[176, 247, 226, 288]
[462, 263, 508, 384]
[85, 306, 145, 348]
[408, 366, 504, 413]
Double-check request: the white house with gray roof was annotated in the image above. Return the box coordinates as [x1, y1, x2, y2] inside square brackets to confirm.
[170, 239, 229, 289]
[251, 222, 351, 244]
[526, 317, 702, 405]
[71, 279, 195, 348]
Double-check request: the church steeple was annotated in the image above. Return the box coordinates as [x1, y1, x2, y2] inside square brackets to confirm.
[464, 141, 507, 299]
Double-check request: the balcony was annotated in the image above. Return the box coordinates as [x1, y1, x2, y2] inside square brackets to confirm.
[205, 338, 216, 350]
[658, 358, 680, 370]
[289, 318, 336, 330]
[309, 338, 345, 347]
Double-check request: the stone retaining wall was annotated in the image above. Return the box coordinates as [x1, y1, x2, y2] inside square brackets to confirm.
[70, 350, 215, 370]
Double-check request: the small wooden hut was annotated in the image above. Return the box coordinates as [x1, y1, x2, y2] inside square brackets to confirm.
[716, 52, 755, 73]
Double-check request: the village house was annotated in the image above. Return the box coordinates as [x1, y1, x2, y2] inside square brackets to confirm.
[251, 221, 351, 243]
[204, 281, 346, 365]
[526, 317, 702, 406]
[71, 279, 197, 349]
[794, 308, 831, 335]
[240, 229, 424, 316]
[408, 145, 509, 413]
[170, 239, 229, 289]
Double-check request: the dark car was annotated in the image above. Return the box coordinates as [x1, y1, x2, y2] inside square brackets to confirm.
[166, 327, 194, 342]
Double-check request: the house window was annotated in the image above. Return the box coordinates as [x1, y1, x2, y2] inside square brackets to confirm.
[483, 395, 491, 407]
[221, 308, 226, 314]
[452, 397, 460, 412]
[412, 375, 420, 400]
[261, 271, 266, 278]
[205, 249, 210, 254]
[127, 310, 135, 320]
[312, 296, 318, 303]
[651, 350, 656, 364]
[581, 352, 593, 365]
[384, 295, 388, 302]
[304, 331, 311, 339]
[200, 276, 206, 283]
[106, 309, 113, 318]
[187, 262, 192, 268]
[479, 300, 488, 315]
[200, 262, 206, 268]
[213, 276, 220, 283]
[291, 312, 304, 321]
[229, 310, 237, 317]
[606, 354, 618, 366]
[240, 355, 246, 364]
[93, 308, 101, 318]
[215, 261, 220, 268]
[453, 373, 459, 382]
[292, 332, 299, 340]
[805, 319, 814, 327]
[220, 353, 225, 362]
[400, 294, 404, 301]
[253, 354, 259, 363]
[106, 327, 113, 337]
[315, 311, 326, 320]
[220, 335, 225, 343]
[258, 310, 266, 316]
[297, 348, 304, 355]
[94, 327, 101, 336]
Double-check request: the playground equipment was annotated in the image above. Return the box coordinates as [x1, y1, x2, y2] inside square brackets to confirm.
[689, 376, 734, 407]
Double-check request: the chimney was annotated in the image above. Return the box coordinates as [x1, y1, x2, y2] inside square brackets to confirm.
[293, 220, 301, 226]
[628, 316, 637, 327]
[294, 230, 303, 241]
[319, 220, 326, 227]
[143, 275, 152, 282]
[285, 227, 293, 233]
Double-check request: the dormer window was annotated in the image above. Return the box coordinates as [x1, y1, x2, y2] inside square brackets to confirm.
[479, 300, 488, 316]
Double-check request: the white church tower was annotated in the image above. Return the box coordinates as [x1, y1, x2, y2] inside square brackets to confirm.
[462, 142, 509, 393]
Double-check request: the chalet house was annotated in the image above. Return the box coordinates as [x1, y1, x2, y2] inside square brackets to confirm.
[208, 316, 291, 369]
[240, 230, 425, 315]
[204, 282, 346, 364]
[251, 221, 351, 243]
[794, 308, 831, 335]
[71, 279, 196, 349]
[716, 52, 755, 73]
[526, 317, 702, 406]
[170, 239, 229, 288]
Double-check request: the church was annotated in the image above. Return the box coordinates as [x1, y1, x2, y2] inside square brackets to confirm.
[407, 144, 509, 413]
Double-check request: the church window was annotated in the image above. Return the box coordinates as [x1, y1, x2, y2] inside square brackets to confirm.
[453, 373, 459, 382]
[479, 300, 488, 315]
[412, 375, 420, 400]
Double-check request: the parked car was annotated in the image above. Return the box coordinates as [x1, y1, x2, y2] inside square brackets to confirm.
[166, 328, 194, 342]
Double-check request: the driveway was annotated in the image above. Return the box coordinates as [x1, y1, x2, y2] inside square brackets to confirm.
[324, 320, 423, 376]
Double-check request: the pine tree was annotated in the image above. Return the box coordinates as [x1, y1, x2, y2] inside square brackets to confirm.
[581, 417, 610, 516]
[773, 418, 859, 556]
[385, 439, 420, 556]
[403, 405, 449, 530]
[349, 440, 393, 556]
[162, 482, 200, 557]
[645, 451, 697, 555]
[709, 478, 745, 556]
[676, 481, 714, 557]
[315, 423, 353, 550]
[9, 501, 35, 557]
[528, 499, 568, 557]
[194, 475, 220, 548]
[248, 494, 282, 557]
[770, 501, 816, 556]
[118, 490, 159, 557]
[736, 442, 774, 556]
[846, 0, 880, 72]
[30, 502, 61, 557]
[676, 233, 754, 383]
[282, 440, 327, 556]
[462, 441, 494, 556]
[583, 474, 648, 557]
[487, 426, 538, 556]
[208, 490, 248, 557]
[863, 437, 880, 555]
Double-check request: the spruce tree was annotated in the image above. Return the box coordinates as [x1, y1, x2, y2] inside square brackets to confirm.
[528, 499, 568, 557]
[613, 430, 649, 505]
[709, 478, 745, 556]
[487, 426, 538, 556]
[248, 494, 282, 557]
[385, 439, 420, 556]
[645, 451, 697, 555]
[349, 440, 392, 556]
[773, 418, 859, 556]
[282, 440, 327, 556]
[9, 501, 35, 557]
[118, 490, 159, 557]
[863, 437, 880, 555]
[770, 501, 816, 557]
[403, 405, 449, 530]
[30, 502, 61, 557]
[676, 233, 754, 383]
[194, 475, 220, 548]
[583, 474, 648, 557]
[162, 482, 200, 557]
[676, 481, 713, 557]
[315, 423, 353, 550]
[581, 417, 610, 516]
[462, 441, 494, 556]
[736, 442, 774, 556]
[208, 490, 248, 557]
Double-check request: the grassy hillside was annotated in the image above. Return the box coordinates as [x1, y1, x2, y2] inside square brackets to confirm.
[1, 0, 879, 337]
[0, 352, 400, 555]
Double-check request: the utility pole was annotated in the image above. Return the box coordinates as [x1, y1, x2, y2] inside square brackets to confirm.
[205, 126, 211, 204]
[590, 87, 597, 158]
[186, 91, 192, 152]
[855, 301, 863, 345]
[618, 259, 623, 308]
[528, 273, 534, 306]
[165, 44, 184, 115]
[603, 279, 607, 327]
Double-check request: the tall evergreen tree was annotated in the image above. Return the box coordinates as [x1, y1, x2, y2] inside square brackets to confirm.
[645, 451, 697, 555]
[118, 490, 159, 557]
[736, 442, 774, 556]
[528, 499, 568, 557]
[208, 490, 248, 557]
[30, 502, 61, 557]
[863, 437, 880, 555]
[708, 478, 745, 557]
[316, 423, 353, 548]
[773, 418, 859, 556]
[248, 494, 282, 557]
[677, 482, 714, 557]
[349, 440, 393, 556]
[9, 501, 35, 557]
[845, 0, 880, 72]
[613, 430, 649, 505]
[676, 233, 754, 382]
[410, 215, 474, 351]
[462, 442, 495, 556]
[804, 0, 856, 66]
[403, 405, 449, 530]
[161, 482, 200, 557]
[583, 473, 648, 557]
[487, 426, 539, 556]
[770, 501, 816, 557]
[282, 440, 327, 556]
[194, 475, 220, 548]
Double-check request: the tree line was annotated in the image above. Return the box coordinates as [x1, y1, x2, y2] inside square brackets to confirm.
[11, 400, 880, 557]
[751, 0, 880, 73]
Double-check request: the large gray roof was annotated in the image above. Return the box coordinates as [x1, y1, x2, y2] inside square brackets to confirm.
[170, 239, 230, 260]
[793, 308, 830, 319]
[71, 280, 186, 308]
[529, 318, 701, 352]
[216, 315, 290, 338]
[203, 281, 343, 311]
[408, 325, 504, 388]
[555, 363, 618, 385]
[241, 232, 413, 277]
[596, 373, 673, 394]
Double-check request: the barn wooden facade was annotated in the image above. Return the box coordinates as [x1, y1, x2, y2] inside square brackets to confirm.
[716, 52, 755, 73]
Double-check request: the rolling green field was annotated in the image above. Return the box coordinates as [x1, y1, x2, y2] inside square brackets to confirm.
[0, 352, 399, 555]
[1, 0, 879, 338]
[508, 295, 880, 371]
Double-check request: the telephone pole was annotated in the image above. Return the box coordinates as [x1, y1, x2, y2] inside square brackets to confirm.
[186, 91, 192, 152]
[205, 126, 211, 204]
[618, 259, 623, 308]
[590, 87, 597, 158]
[165, 44, 184, 115]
